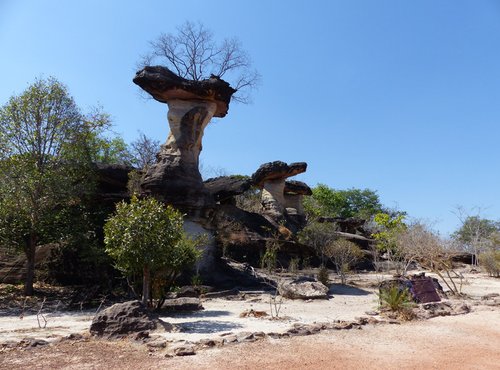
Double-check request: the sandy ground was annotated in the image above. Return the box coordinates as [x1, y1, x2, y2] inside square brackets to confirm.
[0, 307, 498, 370]
[0, 271, 499, 369]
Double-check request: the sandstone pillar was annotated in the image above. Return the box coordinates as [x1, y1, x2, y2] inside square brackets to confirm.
[133, 66, 235, 214]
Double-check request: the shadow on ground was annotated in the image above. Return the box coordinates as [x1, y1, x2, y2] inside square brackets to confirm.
[329, 284, 372, 296]
[178, 320, 243, 334]
[161, 310, 232, 319]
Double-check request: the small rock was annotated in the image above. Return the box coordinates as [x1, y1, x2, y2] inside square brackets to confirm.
[222, 335, 238, 344]
[161, 297, 203, 312]
[174, 345, 196, 356]
[267, 332, 281, 339]
[237, 332, 256, 342]
[134, 331, 150, 341]
[1, 341, 19, 349]
[334, 322, 353, 330]
[482, 293, 500, 300]
[146, 339, 167, 349]
[66, 333, 84, 340]
[198, 338, 216, 347]
[26, 339, 49, 348]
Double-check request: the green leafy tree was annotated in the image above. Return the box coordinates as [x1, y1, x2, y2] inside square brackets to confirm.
[452, 211, 499, 265]
[104, 196, 201, 306]
[304, 184, 384, 220]
[0, 77, 110, 295]
[372, 212, 407, 273]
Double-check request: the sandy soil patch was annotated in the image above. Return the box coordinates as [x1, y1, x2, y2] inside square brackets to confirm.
[0, 271, 498, 369]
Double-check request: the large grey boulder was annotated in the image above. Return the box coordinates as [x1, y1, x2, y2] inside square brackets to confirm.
[278, 277, 329, 299]
[90, 301, 161, 338]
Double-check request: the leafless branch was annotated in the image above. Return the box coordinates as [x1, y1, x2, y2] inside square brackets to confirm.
[140, 21, 260, 104]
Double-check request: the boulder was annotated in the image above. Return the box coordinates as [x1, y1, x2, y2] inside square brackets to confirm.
[278, 276, 329, 299]
[160, 297, 204, 311]
[90, 301, 160, 338]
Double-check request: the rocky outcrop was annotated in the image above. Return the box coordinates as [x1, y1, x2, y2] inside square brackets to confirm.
[283, 180, 312, 217]
[278, 276, 329, 299]
[93, 163, 134, 203]
[133, 66, 235, 118]
[204, 176, 252, 204]
[90, 301, 164, 338]
[133, 66, 236, 214]
[251, 161, 308, 219]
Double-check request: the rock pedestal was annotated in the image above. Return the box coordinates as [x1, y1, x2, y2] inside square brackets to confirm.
[284, 180, 312, 216]
[133, 66, 236, 214]
[251, 161, 308, 219]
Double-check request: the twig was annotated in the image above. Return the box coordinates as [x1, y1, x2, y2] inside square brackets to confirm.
[19, 296, 28, 320]
[95, 295, 107, 315]
[36, 297, 47, 329]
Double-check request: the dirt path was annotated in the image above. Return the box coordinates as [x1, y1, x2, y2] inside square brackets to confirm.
[1, 308, 498, 370]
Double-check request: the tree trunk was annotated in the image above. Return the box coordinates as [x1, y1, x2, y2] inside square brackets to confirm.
[24, 231, 37, 296]
[142, 266, 150, 307]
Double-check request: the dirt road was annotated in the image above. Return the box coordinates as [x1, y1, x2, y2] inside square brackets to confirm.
[1, 308, 498, 370]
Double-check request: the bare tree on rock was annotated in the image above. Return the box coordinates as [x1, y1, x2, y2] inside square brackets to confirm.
[141, 21, 260, 103]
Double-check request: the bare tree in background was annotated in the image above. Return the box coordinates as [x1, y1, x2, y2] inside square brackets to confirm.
[127, 132, 160, 195]
[397, 221, 464, 295]
[452, 206, 499, 266]
[130, 132, 160, 171]
[141, 21, 260, 103]
[324, 238, 363, 285]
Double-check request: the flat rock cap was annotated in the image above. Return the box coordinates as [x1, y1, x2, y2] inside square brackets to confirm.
[204, 175, 252, 202]
[284, 180, 312, 195]
[133, 66, 236, 117]
[251, 161, 307, 187]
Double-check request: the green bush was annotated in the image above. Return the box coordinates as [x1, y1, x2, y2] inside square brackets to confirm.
[104, 195, 201, 306]
[480, 250, 500, 277]
[317, 265, 330, 286]
[379, 285, 414, 312]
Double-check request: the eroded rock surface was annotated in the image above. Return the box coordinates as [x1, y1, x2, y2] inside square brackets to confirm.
[133, 66, 236, 213]
[278, 276, 329, 300]
[251, 161, 308, 220]
[90, 301, 161, 338]
[204, 176, 252, 203]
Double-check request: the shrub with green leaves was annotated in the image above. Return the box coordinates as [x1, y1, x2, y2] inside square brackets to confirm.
[379, 284, 414, 312]
[480, 250, 500, 277]
[104, 196, 201, 306]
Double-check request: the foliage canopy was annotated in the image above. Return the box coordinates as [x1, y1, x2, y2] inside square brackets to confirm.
[303, 184, 384, 220]
[104, 196, 201, 305]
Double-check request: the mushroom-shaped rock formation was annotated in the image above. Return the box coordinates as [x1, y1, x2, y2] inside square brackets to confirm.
[204, 176, 252, 204]
[133, 66, 236, 213]
[283, 180, 312, 216]
[251, 161, 307, 219]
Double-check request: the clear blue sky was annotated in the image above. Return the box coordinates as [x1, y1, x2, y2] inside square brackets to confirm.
[1, 0, 499, 235]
